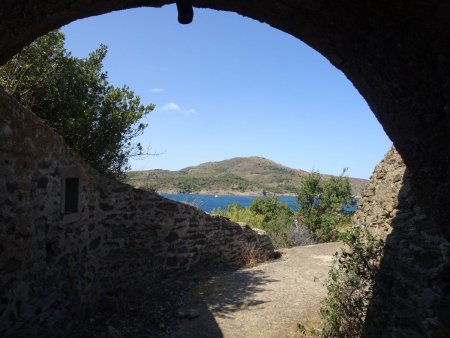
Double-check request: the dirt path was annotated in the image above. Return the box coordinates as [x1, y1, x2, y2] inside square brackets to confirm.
[173, 242, 341, 338]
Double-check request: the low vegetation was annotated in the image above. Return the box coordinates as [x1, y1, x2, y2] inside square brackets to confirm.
[240, 241, 269, 268]
[213, 170, 383, 337]
[297, 226, 384, 337]
[213, 170, 355, 249]
[213, 196, 315, 248]
[319, 226, 384, 337]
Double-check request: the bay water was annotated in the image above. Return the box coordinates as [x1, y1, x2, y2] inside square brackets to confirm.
[161, 193, 298, 213]
[161, 193, 358, 214]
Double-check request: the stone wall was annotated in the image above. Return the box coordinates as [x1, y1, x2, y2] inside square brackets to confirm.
[353, 147, 406, 239]
[353, 147, 450, 337]
[1, 1, 450, 241]
[0, 89, 274, 336]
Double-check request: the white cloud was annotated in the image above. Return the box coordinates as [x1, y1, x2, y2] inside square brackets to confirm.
[159, 102, 197, 115]
[185, 108, 197, 115]
[160, 102, 181, 112]
[150, 88, 164, 93]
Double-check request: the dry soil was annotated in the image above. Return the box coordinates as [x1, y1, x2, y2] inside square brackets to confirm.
[173, 242, 341, 338]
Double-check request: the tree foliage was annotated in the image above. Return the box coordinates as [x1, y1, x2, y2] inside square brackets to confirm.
[320, 227, 384, 337]
[249, 195, 293, 224]
[297, 170, 353, 242]
[213, 196, 308, 248]
[0, 30, 154, 179]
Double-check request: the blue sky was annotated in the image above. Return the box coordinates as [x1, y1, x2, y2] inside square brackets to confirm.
[61, 5, 392, 179]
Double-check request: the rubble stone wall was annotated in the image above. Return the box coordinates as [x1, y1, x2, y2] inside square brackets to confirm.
[0, 89, 274, 336]
[354, 147, 450, 337]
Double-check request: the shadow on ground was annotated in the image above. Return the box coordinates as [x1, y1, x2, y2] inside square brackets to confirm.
[174, 267, 280, 337]
[189, 269, 279, 316]
[66, 261, 280, 337]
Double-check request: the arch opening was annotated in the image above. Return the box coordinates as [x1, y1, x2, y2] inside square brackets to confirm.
[55, 6, 390, 180]
[1, 1, 450, 337]
[1, 0, 449, 236]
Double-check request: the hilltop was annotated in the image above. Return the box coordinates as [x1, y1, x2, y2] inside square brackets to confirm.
[126, 156, 368, 196]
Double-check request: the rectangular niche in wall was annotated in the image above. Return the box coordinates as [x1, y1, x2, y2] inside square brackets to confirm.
[64, 177, 79, 213]
[61, 167, 81, 223]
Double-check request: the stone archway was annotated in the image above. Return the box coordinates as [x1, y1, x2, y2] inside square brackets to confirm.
[1, 0, 449, 240]
[1, 1, 449, 336]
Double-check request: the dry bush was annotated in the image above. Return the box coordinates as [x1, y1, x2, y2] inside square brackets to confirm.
[287, 224, 316, 246]
[240, 241, 266, 268]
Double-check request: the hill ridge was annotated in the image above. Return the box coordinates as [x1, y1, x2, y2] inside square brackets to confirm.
[127, 156, 368, 196]
[180, 156, 306, 175]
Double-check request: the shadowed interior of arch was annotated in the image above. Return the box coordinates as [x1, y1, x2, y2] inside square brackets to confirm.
[1, 1, 450, 337]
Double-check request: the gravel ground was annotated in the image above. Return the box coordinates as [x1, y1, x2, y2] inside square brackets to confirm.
[73, 242, 341, 338]
[173, 242, 341, 338]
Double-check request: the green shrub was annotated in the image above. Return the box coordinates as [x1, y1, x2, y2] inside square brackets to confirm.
[213, 196, 304, 248]
[213, 203, 265, 229]
[297, 170, 354, 242]
[319, 226, 384, 337]
[297, 226, 384, 337]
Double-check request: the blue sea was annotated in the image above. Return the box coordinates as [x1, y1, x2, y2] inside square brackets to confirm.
[161, 193, 358, 213]
[161, 193, 298, 213]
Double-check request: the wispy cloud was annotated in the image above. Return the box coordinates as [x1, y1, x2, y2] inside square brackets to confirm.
[160, 102, 181, 112]
[159, 102, 197, 115]
[150, 88, 164, 93]
[185, 108, 197, 115]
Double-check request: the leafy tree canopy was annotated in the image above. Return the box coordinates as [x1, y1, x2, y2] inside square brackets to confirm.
[249, 195, 293, 224]
[297, 169, 353, 242]
[0, 30, 154, 179]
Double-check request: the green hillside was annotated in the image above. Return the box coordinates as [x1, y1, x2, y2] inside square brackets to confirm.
[126, 156, 368, 196]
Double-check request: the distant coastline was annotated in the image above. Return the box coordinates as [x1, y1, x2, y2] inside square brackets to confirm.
[157, 189, 297, 197]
